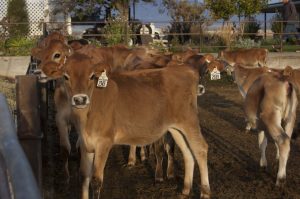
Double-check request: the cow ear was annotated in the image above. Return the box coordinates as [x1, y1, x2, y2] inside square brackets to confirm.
[203, 54, 214, 63]
[31, 47, 43, 60]
[283, 66, 293, 77]
[65, 46, 74, 57]
[41, 61, 64, 78]
[93, 63, 111, 78]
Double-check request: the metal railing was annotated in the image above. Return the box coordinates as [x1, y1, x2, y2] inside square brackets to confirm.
[0, 19, 300, 53]
[0, 93, 41, 199]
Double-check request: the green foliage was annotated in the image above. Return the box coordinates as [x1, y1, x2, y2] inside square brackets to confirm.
[162, 0, 206, 44]
[6, 0, 29, 37]
[243, 17, 260, 39]
[102, 18, 128, 46]
[2, 37, 37, 56]
[233, 38, 261, 49]
[205, 0, 268, 20]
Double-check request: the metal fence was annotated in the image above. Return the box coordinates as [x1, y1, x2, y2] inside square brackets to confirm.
[0, 16, 300, 54]
[0, 93, 41, 199]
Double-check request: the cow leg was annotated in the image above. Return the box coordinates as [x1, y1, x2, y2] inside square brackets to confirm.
[91, 139, 113, 199]
[168, 129, 194, 197]
[154, 139, 164, 182]
[258, 131, 268, 168]
[127, 145, 137, 166]
[140, 146, 146, 162]
[165, 133, 175, 179]
[172, 123, 210, 199]
[261, 111, 290, 187]
[56, 112, 71, 181]
[79, 144, 94, 199]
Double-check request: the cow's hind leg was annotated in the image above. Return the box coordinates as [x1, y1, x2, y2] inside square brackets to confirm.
[171, 123, 210, 199]
[165, 132, 175, 179]
[154, 138, 164, 182]
[258, 130, 268, 168]
[168, 129, 195, 197]
[261, 111, 291, 187]
[91, 139, 113, 199]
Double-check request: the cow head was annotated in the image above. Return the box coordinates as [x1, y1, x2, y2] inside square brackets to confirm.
[172, 48, 198, 63]
[31, 40, 73, 66]
[206, 60, 224, 73]
[42, 53, 111, 109]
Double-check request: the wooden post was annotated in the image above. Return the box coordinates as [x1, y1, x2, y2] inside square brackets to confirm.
[16, 75, 42, 190]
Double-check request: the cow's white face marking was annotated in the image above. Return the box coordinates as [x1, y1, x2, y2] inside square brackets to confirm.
[97, 70, 108, 88]
[205, 59, 211, 63]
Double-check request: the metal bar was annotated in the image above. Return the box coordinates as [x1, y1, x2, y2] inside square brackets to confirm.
[16, 75, 43, 190]
[0, 152, 12, 199]
[0, 93, 41, 199]
[39, 81, 48, 142]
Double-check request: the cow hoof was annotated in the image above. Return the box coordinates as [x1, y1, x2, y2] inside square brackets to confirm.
[123, 162, 135, 169]
[201, 185, 211, 199]
[276, 178, 286, 188]
[155, 177, 164, 182]
[177, 193, 189, 199]
[167, 173, 175, 180]
[245, 129, 250, 134]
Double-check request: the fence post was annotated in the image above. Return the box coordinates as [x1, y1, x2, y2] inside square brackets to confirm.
[280, 20, 283, 52]
[16, 75, 42, 190]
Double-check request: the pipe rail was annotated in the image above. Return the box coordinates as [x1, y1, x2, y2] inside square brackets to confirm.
[0, 93, 41, 199]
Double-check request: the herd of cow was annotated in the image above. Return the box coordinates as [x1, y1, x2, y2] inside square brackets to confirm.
[30, 31, 300, 199]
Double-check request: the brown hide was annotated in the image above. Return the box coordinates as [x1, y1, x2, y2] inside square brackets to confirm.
[219, 48, 268, 67]
[233, 64, 271, 98]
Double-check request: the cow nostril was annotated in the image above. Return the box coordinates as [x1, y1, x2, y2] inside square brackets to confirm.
[72, 95, 89, 106]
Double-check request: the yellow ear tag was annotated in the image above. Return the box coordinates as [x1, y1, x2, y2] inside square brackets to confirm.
[97, 70, 108, 88]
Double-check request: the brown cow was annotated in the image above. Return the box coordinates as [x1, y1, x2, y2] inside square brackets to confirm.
[232, 64, 272, 99]
[244, 72, 297, 187]
[218, 48, 268, 67]
[32, 36, 174, 177]
[41, 54, 210, 199]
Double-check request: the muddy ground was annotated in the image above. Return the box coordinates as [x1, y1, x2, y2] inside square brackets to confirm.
[36, 76, 300, 199]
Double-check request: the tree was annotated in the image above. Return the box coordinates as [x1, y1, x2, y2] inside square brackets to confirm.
[205, 0, 268, 21]
[6, 0, 29, 37]
[161, 0, 207, 44]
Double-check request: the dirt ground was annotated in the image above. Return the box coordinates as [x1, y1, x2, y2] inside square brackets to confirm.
[38, 76, 300, 199]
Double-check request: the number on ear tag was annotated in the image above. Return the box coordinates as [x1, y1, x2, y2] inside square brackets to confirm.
[97, 70, 108, 88]
[210, 68, 221, 80]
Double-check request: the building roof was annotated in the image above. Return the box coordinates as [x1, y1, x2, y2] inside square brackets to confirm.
[262, 0, 300, 13]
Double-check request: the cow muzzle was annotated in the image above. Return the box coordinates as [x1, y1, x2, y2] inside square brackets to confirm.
[72, 94, 90, 108]
[33, 69, 48, 83]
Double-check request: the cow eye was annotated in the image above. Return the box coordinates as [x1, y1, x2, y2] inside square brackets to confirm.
[64, 73, 70, 80]
[54, 53, 61, 59]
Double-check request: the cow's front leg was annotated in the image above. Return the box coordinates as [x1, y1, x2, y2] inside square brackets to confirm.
[80, 144, 94, 199]
[91, 138, 112, 199]
[127, 145, 137, 166]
